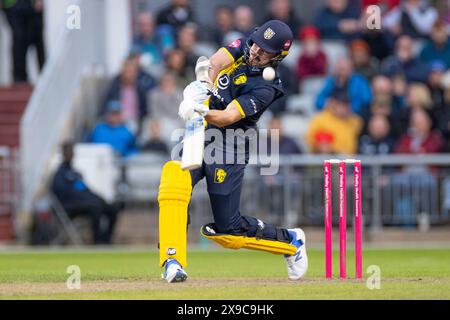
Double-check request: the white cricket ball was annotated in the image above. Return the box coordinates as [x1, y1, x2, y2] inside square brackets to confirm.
[263, 67, 276, 81]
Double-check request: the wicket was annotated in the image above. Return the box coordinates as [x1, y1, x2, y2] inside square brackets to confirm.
[324, 159, 363, 279]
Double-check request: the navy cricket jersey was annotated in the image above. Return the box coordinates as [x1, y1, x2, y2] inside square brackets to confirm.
[205, 38, 285, 161]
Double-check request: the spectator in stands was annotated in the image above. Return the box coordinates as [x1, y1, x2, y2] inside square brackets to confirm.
[103, 58, 153, 133]
[434, 84, 450, 151]
[381, 35, 430, 84]
[360, 24, 395, 62]
[165, 48, 192, 89]
[371, 75, 405, 118]
[427, 60, 447, 110]
[141, 120, 170, 155]
[2, 0, 45, 82]
[264, 0, 302, 38]
[132, 12, 175, 71]
[312, 130, 335, 154]
[156, 0, 195, 33]
[128, 51, 158, 97]
[209, 5, 234, 47]
[316, 56, 372, 118]
[308, 90, 363, 154]
[440, 1, 450, 30]
[349, 39, 379, 82]
[395, 108, 444, 154]
[313, 0, 360, 41]
[295, 26, 328, 82]
[89, 101, 138, 158]
[397, 82, 434, 137]
[383, 0, 438, 38]
[147, 72, 184, 143]
[370, 94, 392, 118]
[177, 23, 200, 69]
[420, 21, 450, 70]
[231, 5, 255, 39]
[361, 0, 400, 15]
[50, 142, 119, 244]
[369, 95, 399, 138]
[392, 107, 443, 226]
[266, 117, 302, 155]
[359, 114, 394, 155]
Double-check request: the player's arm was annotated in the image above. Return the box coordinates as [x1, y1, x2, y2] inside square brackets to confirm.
[200, 86, 277, 127]
[208, 48, 234, 82]
[204, 100, 243, 127]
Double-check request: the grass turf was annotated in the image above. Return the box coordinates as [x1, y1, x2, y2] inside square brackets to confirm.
[0, 248, 449, 299]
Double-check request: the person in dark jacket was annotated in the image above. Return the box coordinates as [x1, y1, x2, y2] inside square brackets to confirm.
[2, 0, 45, 82]
[358, 114, 395, 155]
[103, 58, 156, 134]
[50, 142, 119, 244]
[313, 0, 360, 41]
[263, 0, 302, 38]
[381, 35, 430, 83]
[156, 0, 195, 33]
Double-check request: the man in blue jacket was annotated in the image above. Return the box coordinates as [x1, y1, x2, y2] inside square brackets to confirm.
[89, 101, 138, 158]
[315, 56, 372, 119]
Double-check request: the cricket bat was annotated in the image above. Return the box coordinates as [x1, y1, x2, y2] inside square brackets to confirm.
[180, 56, 211, 170]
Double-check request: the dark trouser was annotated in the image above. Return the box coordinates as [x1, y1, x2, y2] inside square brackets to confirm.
[29, 11, 45, 70]
[64, 193, 118, 244]
[4, 4, 45, 82]
[190, 162, 291, 242]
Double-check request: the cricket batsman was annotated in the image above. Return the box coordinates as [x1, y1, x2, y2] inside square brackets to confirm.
[158, 20, 308, 283]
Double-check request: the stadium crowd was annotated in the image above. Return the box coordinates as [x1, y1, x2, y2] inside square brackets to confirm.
[5, 0, 450, 243]
[85, 0, 450, 160]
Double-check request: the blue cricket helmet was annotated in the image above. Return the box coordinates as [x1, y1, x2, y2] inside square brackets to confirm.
[244, 20, 293, 66]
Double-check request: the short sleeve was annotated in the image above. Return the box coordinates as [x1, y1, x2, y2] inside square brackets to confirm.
[221, 38, 245, 63]
[233, 86, 277, 118]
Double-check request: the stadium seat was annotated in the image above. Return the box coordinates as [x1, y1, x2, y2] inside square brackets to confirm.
[283, 40, 301, 70]
[48, 143, 119, 204]
[123, 152, 168, 202]
[286, 93, 315, 116]
[280, 113, 310, 152]
[300, 76, 327, 95]
[322, 40, 348, 72]
[195, 41, 218, 59]
[73, 144, 119, 203]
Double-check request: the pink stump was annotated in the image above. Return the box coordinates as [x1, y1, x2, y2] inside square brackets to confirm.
[324, 161, 332, 279]
[339, 162, 347, 279]
[354, 161, 363, 279]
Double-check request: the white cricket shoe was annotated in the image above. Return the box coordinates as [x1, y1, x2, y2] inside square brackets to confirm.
[284, 228, 308, 280]
[163, 259, 188, 283]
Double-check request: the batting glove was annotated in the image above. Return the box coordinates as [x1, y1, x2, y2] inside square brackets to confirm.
[178, 100, 209, 121]
[183, 80, 210, 104]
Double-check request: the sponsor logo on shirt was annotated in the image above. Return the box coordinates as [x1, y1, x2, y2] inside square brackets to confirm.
[214, 168, 227, 183]
[217, 74, 230, 90]
[233, 73, 247, 85]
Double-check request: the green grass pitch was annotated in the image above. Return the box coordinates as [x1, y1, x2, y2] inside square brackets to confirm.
[1, 248, 450, 299]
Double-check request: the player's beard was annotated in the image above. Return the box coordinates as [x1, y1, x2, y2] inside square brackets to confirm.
[249, 55, 269, 68]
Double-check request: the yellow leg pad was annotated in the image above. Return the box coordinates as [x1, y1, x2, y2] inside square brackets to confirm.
[201, 227, 297, 256]
[158, 161, 192, 268]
